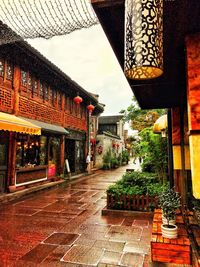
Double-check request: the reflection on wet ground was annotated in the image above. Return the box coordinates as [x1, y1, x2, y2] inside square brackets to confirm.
[0, 166, 154, 266]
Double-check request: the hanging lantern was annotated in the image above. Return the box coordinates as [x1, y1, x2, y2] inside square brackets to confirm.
[124, 0, 163, 80]
[87, 104, 95, 114]
[73, 95, 83, 104]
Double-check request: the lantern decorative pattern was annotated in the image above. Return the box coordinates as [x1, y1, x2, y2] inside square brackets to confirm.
[73, 95, 83, 104]
[124, 0, 163, 80]
[87, 104, 95, 114]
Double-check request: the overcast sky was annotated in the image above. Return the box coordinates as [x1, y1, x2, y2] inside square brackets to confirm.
[28, 24, 133, 116]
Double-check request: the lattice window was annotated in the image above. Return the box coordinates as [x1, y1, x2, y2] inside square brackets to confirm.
[65, 96, 69, 111]
[39, 82, 44, 99]
[21, 70, 27, 86]
[6, 62, 13, 81]
[49, 88, 53, 104]
[58, 92, 62, 108]
[44, 84, 49, 101]
[33, 79, 38, 96]
[52, 89, 57, 107]
[0, 59, 5, 77]
[69, 98, 73, 114]
[28, 75, 33, 95]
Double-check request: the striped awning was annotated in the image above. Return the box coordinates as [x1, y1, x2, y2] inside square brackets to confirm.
[0, 112, 41, 135]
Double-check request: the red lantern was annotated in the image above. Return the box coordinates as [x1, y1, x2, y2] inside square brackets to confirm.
[73, 95, 83, 104]
[87, 104, 95, 114]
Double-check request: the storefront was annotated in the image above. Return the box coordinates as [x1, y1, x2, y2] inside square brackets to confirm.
[65, 129, 86, 174]
[0, 113, 69, 192]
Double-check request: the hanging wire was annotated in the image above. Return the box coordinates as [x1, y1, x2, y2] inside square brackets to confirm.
[0, 0, 98, 44]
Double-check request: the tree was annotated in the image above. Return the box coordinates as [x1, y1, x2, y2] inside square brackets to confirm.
[138, 127, 168, 183]
[120, 97, 165, 132]
[120, 97, 168, 182]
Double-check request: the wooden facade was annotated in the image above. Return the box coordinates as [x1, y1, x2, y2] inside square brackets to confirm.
[0, 41, 103, 194]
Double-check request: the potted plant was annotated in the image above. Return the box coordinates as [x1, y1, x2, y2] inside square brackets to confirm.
[159, 188, 181, 239]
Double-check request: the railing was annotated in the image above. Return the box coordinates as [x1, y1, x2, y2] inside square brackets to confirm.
[107, 193, 159, 211]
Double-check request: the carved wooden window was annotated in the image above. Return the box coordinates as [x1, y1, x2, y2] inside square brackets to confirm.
[58, 92, 62, 108]
[52, 89, 57, 106]
[6, 62, 13, 80]
[33, 79, 38, 96]
[65, 96, 69, 111]
[28, 75, 33, 95]
[69, 98, 73, 114]
[0, 59, 5, 77]
[49, 88, 53, 104]
[40, 82, 44, 99]
[44, 84, 49, 101]
[21, 70, 27, 86]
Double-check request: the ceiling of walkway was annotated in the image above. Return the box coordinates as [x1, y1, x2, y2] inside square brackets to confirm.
[92, 0, 200, 109]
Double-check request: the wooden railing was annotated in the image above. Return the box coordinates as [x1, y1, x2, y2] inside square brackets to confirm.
[107, 193, 159, 211]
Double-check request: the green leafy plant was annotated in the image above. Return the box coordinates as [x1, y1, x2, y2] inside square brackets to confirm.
[107, 171, 167, 197]
[122, 150, 130, 164]
[159, 188, 181, 225]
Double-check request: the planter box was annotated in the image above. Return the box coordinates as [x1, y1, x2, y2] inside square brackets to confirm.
[107, 193, 159, 211]
[151, 210, 191, 265]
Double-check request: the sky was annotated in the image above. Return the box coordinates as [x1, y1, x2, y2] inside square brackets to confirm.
[28, 24, 134, 116]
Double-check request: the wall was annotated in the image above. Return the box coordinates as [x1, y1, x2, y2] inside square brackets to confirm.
[95, 134, 124, 168]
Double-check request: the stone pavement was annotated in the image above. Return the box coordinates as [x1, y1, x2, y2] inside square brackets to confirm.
[0, 164, 192, 267]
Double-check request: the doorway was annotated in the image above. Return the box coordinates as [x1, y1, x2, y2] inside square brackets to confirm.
[65, 139, 76, 173]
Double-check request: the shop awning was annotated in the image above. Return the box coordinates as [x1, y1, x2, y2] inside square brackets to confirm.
[0, 112, 41, 135]
[19, 117, 69, 135]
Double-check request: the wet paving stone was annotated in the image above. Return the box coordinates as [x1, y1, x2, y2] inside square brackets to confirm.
[33, 210, 75, 220]
[100, 250, 122, 265]
[106, 225, 143, 242]
[93, 240, 125, 253]
[20, 243, 57, 263]
[0, 165, 155, 266]
[62, 245, 104, 265]
[132, 219, 149, 228]
[120, 252, 145, 267]
[123, 241, 150, 254]
[43, 233, 80, 245]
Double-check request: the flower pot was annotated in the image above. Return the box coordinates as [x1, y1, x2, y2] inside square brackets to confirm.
[161, 224, 178, 239]
[162, 215, 176, 225]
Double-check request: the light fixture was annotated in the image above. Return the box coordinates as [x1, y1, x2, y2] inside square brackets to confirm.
[73, 95, 83, 104]
[124, 0, 163, 80]
[87, 104, 95, 114]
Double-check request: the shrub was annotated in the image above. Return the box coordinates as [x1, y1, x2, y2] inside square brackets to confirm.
[107, 171, 167, 197]
[122, 150, 130, 163]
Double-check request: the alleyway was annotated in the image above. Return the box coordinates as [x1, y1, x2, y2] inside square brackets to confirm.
[0, 164, 191, 267]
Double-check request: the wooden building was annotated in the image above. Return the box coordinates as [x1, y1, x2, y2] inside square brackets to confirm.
[0, 40, 103, 194]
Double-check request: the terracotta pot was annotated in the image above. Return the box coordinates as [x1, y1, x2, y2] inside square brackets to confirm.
[161, 224, 178, 239]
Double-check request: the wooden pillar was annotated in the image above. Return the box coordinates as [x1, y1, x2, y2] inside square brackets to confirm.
[13, 65, 20, 115]
[7, 132, 17, 187]
[186, 33, 200, 199]
[171, 107, 190, 204]
[60, 135, 65, 175]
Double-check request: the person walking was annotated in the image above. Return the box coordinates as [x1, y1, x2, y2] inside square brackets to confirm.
[86, 153, 91, 173]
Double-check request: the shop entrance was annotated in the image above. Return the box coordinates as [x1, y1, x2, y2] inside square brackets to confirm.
[65, 139, 76, 173]
[65, 139, 85, 174]
[0, 133, 8, 193]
